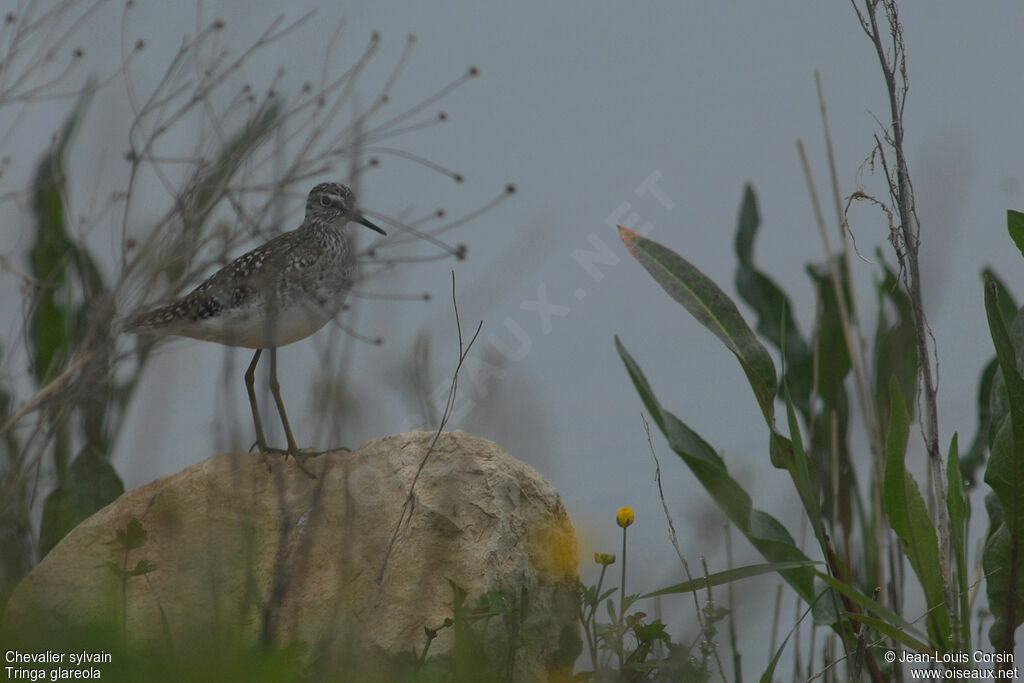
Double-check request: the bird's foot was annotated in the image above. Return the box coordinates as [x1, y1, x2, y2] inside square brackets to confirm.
[250, 443, 321, 479]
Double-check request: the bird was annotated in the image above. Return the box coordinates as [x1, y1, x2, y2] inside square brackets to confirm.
[126, 182, 386, 475]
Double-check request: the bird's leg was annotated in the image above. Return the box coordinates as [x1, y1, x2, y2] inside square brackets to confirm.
[244, 349, 271, 470]
[268, 347, 316, 479]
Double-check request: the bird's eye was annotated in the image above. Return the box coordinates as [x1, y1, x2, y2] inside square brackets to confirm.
[319, 195, 332, 208]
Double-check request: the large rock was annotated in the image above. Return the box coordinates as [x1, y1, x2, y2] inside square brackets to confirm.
[4, 430, 579, 680]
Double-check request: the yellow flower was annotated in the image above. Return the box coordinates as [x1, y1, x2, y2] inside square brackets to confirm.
[616, 507, 634, 528]
[593, 552, 616, 566]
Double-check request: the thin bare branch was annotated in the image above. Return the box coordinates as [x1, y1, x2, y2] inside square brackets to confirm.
[377, 271, 482, 581]
[850, 0, 953, 639]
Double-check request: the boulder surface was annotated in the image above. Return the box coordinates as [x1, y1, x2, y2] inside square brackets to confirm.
[5, 430, 579, 680]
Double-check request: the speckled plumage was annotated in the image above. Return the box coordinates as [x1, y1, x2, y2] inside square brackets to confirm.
[127, 182, 385, 474]
[128, 182, 385, 348]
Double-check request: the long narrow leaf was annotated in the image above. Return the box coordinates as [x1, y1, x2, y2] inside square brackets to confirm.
[618, 226, 778, 424]
[982, 274, 1024, 652]
[28, 82, 95, 484]
[783, 368, 823, 545]
[882, 379, 949, 649]
[734, 184, 813, 419]
[812, 570, 929, 646]
[616, 337, 814, 603]
[807, 259, 855, 530]
[843, 613, 935, 656]
[874, 254, 918, 436]
[963, 358, 998, 488]
[643, 561, 819, 598]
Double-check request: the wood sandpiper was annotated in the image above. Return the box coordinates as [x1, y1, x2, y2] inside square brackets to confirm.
[127, 182, 386, 475]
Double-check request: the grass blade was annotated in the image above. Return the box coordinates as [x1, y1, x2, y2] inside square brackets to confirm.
[644, 561, 819, 598]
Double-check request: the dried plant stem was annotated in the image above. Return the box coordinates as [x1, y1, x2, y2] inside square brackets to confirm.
[642, 414, 728, 683]
[377, 271, 482, 581]
[797, 138, 879, 460]
[850, 0, 953, 624]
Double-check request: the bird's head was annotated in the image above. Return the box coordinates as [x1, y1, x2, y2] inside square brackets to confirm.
[306, 182, 386, 235]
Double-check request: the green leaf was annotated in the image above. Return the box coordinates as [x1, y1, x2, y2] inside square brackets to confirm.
[618, 226, 778, 424]
[643, 561, 819, 598]
[874, 253, 918, 436]
[812, 569, 931, 648]
[806, 258, 855, 530]
[963, 358, 998, 488]
[36, 449, 124, 556]
[38, 487, 78, 558]
[128, 559, 157, 576]
[1007, 210, 1024, 261]
[982, 273, 1024, 652]
[113, 517, 148, 551]
[965, 269, 1018, 487]
[67, 448, 124, 516]
[843, 612, 935, 656]
[28, 81, 96, 485]
[29, 82, 95, 387]
[946, 434, 967, 553]
[733, 184, 813, 418]
[616, 336, 814, 603]
[882, 379, 949, 648]
[781, 349, 822, 542]
[806, 259, 853, 406]
[985, 267, 1020, 326]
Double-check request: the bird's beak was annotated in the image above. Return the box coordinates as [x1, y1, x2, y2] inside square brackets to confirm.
[356, 213, 386, 235]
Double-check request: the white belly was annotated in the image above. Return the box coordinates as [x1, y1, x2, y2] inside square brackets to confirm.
[171, 297, 341, 348]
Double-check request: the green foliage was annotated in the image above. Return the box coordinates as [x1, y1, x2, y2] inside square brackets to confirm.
[28, 84, 100, 477]
[812, 569, 930, 651]
[2, 77, 288, 607]
[982, 272, 1024, 652]
[0, 343, 31, 609]
[1006, 210, 1024, 261]
[25, 86, 127, 567]
[616, 336, 817, 605]
[963, 269, 1016, 487]
[29, 83, 96, 392]
[6, 528, 562, 683]
[643, 560, 819, 599]
[39, 449, 125, 558]
[881, 380, 949, 647]
[805, 258, 857, 531]
[614, 183, 988, 671]
[873, 255, 919, 438]
[734, 184, 813, 419]
[577, 535, 736, 682]
[618, 225, 777, 425]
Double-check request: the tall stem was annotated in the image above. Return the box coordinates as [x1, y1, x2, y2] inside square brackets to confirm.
[618, 526, 628, 670]
[853, 0, 953, 624]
